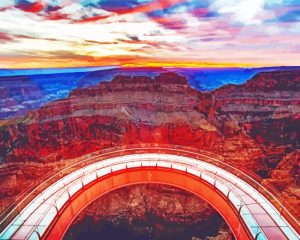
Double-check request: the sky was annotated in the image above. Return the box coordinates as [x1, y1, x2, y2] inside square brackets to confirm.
[0, 0, 299, 68]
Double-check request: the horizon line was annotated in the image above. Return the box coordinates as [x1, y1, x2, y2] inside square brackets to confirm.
[1, 64, 300, 70]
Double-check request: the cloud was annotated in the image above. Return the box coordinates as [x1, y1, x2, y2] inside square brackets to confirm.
[117, 36, 177, 50]
[0, 32, 15, 43]
[16, 0, 44, 12]
[277, 8, 300, 22]
[149, 15, 187, 29]
[74, 0, 187, 23]
[127, 34, 140, 41]
[0, 0, 300, 68]
[13, 34, 67, 42]
[0, 0, 14, 11]
[144, 0, 218, 30]
[58, 3, 112, 22]
[85, 0, 152, 11]
[84, 40, 119, 45]
[212, 0, 265, 25]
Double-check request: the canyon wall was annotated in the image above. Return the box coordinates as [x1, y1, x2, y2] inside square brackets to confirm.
[0, 70, 299, 229]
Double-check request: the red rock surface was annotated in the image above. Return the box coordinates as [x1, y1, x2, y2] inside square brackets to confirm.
[64, 184, 231, 240]
[0, 70, 299, 222]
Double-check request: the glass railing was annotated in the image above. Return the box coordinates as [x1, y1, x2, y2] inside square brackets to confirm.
[0, 144, 299, 238]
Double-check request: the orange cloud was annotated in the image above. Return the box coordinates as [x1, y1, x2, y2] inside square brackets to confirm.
[0, 53, 271, 69]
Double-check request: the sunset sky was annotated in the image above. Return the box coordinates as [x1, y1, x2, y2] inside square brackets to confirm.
[0, 0, 299, 68]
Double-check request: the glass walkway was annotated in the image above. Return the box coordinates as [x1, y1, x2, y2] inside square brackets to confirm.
[0, 150, 299, 240]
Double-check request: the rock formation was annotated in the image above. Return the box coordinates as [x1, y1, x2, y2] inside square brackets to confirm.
[0, 70, 299, 235]
[64, 184, 230, 240]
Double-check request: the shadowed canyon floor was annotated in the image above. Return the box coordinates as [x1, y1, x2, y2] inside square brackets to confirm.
[64, 184, 231, 240]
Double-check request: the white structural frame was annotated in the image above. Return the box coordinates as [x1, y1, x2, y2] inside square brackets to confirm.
[0, 153, 299, 240]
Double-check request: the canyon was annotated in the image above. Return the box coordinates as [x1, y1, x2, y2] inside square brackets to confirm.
[0, 70, 299, 238]
[64, 184, 230, 240]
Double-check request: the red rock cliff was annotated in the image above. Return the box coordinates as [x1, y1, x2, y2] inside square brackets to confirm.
[0, 70, 299, 220]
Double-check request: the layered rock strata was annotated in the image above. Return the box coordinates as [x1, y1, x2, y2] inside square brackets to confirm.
[0, 70, 299, 225]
